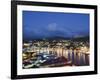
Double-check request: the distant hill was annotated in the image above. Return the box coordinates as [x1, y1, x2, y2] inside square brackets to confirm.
[71, 36, 89, 42]
[47, 36, 71, 40]
[23, 36, 89, 42]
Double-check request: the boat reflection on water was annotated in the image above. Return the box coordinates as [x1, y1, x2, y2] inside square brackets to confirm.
[22, 46, 89, 69]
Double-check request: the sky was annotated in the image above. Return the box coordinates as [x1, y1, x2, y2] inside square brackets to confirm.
[23, 11, 89, 40]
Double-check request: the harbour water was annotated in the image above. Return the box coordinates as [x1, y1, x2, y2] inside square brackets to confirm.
[24, 47, 90, 66]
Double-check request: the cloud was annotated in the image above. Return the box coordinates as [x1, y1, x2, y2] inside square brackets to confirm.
[47, 23, 57, 31]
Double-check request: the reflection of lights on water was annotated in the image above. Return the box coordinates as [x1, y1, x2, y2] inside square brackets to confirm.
[23, 46, 90, 66]
[80, 46, 89, 54]
[23, 46, 90, 60]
